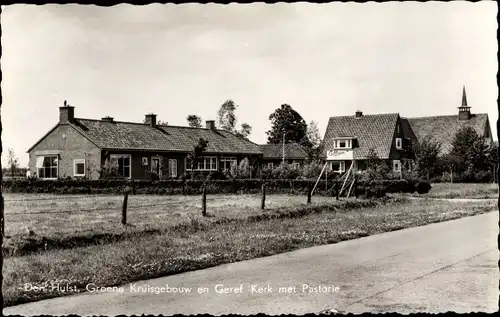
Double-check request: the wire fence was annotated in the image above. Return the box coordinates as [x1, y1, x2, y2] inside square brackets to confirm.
[1, 185, 323, 232]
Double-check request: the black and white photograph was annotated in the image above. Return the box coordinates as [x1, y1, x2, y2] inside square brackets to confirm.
[0, 1, 498, 315]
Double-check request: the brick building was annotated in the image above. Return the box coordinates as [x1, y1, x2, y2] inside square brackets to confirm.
[27, 104, 263, 180]
[321, 86, 493, 173]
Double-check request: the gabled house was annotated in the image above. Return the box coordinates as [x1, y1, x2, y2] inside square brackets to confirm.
[321, 111, 409, 173]
[27, 105, 263, 180]
[259, 143, 309, 169]
[402, 86, 493, 155]
[321, 86, 493, 174]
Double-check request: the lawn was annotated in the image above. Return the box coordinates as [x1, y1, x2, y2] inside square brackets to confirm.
[422, 183, 498, 199]
[390, 183, 498, 199]
[2, 195, 496, 307]
[2, 193, 353, 255]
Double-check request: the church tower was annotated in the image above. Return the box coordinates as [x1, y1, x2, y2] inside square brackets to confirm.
[458, 85, 471, 121]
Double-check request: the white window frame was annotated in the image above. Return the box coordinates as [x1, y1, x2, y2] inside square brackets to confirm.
[328, 161, 345, 173]
[220, 157, 237, 171]
[185, 156, 218, 171]
[110, 154, 132, 179]
[73, 159, 86, 177]
[334, 139, 352, 149]
[142, 157, 148, 166]
[395, 138, 403, 150]
[393, 160, 401, 172]
[267, 162, 274, 169]
[168, 159, 178, 178]
[36, 155, 59, 179]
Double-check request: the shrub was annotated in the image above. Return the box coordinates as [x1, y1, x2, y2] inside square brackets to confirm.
[415, 181, 432, 194]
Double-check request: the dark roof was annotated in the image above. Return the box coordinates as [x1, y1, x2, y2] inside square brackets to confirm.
[321, 113, 399, 159]
[63, 119, 262, 155]
[405, 113, 489, 155]
[259, 143, 309, 160]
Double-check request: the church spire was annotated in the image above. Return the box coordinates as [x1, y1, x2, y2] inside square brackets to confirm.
[458, 85, 471, 121]
[461, 85, 468, 107]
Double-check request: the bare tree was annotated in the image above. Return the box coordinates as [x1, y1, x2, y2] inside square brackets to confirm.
[7, 148, 19, 177]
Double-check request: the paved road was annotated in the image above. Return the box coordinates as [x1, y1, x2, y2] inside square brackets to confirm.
[4, 211, 498, 315]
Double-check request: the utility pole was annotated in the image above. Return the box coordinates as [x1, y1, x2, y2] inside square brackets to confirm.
[282, 132, 286, 164]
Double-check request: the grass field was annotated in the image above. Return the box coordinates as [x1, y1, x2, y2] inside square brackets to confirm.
[2, 193, 496, 307]
[3, 193, 359, 255]
[422, 183, 498, 199]
[3, 193, 347, 237]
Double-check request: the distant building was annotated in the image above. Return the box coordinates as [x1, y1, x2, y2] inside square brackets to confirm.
[259, 143, 309, 169]
[402, 86, 493, 155]
[27, 105, 263, 180]
[321, 86, 493, 173]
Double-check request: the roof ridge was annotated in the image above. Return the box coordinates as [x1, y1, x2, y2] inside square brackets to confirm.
[328, 112, 400, 120]
[407, 113, 488, 120]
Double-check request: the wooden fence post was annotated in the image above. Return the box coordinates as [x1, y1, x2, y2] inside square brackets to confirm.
[307, 183, 312, 204]
[87, 180, 92, 194]
[261, 183, 266, 210]
[0, 195, 4, 238]
[131, 179, 136, 195]
[202, 185, 207, 216]
[122, 191, 128, 225]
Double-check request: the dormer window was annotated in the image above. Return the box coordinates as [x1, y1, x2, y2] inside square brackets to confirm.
[395, 138, 402, 150]
[334, 138, 353, 149]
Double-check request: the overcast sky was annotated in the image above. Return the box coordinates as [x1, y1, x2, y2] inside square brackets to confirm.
[1, 2, 498, 167]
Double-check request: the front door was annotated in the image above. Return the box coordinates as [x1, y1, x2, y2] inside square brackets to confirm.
[151, 158, 161, 180]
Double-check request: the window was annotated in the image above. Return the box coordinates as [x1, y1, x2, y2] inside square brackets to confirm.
[220, 157, 237, 171]
[73, 159, 86, 177]
[168, 159, 178, 178]
[334, 139, 352, 149]
[186, 156, 218, 171]
[110, 154, 131, 178]
[292, 162, 300, 169]
[329, 161, 345, 173]
[267, 162, 274, 169]
[36, 155, 58, 179]
[397, 125, 400, 133]
[395, 138, 402, 150]
[142, 157, 148, 166]
[393, 160, 401, 172]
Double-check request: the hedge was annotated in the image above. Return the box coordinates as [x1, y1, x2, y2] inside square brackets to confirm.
[1, 178, 431, 196]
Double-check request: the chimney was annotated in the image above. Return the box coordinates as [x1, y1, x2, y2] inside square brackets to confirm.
[355, 110, 363, 118]
[102, 116, 114, 122]
[59, 101, 75, 123]
[145, 113, 157, 127]
[206, 120, 216, 130]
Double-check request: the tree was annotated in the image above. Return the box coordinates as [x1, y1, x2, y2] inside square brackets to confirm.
[412, 135, 442, 178]
[187, 115, 202, 128]
[306, 121, 321, 149]
[7, 148, 19, 177]
[238, 157, 251, 179]
[266, 104, 309, 145]
[234, 123, 252, 140]
[216, 99, 253, 139]
[186, 138, 209, 177]
[303, 121, 322, 160]
[365, 148, 390, 179]
[217, 100, 238, 132]
[449, 126, 489, 174]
